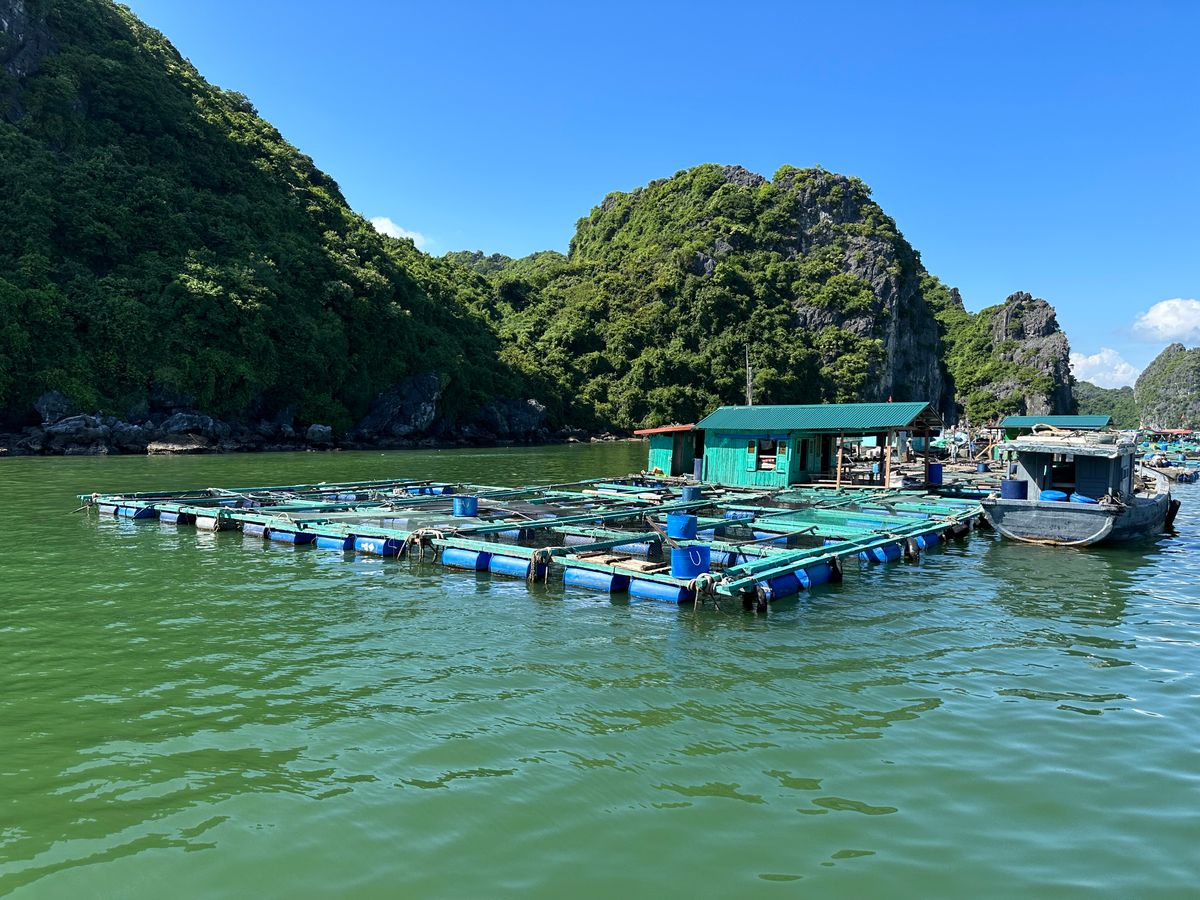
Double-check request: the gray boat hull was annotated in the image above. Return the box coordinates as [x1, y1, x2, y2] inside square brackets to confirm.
[981, 482, 1171, 546]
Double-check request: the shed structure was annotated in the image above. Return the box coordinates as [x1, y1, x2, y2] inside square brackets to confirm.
[690, 401, 944, 489]
[633, 424, 699, 478]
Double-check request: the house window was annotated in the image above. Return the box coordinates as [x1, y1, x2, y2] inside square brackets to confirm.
[757, 438, 777, 470]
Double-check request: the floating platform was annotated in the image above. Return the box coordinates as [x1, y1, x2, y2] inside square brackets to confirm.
[79, 475, 984, 611]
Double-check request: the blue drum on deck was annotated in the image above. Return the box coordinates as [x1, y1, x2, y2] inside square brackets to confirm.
[666, 513, 698, 540]
[670, 545, 711, 578]
[1000, 479, 1028, 500]
[452, 495, 478, 517]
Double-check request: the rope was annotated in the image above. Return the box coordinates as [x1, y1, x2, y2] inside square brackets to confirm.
[529, 547, 554, 583]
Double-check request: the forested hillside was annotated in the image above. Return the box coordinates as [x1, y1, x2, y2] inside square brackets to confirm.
[0, 0, 518, 436]
[1, 0, 1089, 453]
[924, 286, 1075, 423]
[1074, 381, 1138, 428]
[1136, 344, 1200, 429]
[454, 164, 955, 430]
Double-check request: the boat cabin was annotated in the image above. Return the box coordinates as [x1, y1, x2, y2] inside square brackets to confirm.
[1005, 434, 1136, 501]
[637, 402, 943, 488]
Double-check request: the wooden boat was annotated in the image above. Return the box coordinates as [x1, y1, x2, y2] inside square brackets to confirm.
[981, 431, 1177, 546]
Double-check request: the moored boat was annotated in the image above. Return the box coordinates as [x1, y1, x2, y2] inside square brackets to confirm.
[982, 429, 1177, 546]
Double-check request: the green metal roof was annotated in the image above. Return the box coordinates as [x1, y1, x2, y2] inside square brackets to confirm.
[1000, 415, 1111, 430]
[695, 402, 942, 433]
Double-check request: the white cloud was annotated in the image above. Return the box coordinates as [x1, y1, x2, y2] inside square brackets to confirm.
[1070, 347, 1140, 388]
[1133, 298, 1200, 343]
[369, 216, 429, 250]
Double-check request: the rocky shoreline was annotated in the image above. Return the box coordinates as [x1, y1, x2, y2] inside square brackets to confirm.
[0, 387, 623, 456]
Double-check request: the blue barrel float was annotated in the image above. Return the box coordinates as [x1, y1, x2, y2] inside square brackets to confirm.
[564, 568, 630, 593]
[1039, 489, 1069, 502]
[927, 463, 943, 485]
[452, 495, 478, 517]
[1070, 492, 1099, 504]
[976, 462, 989, 473]
[859, 542, 903, 563]
[487, 553, 548, 580]
[670, 545, 711, 579]
[666, 513, 698, 540]
[269, 529, 314, 544]
[630, 579, 694, 603]
[681, 485, 703, 503]
[316, 535, 354, 550]
[1000, 479, 1028, 500]
[354, 536, 403, 556]
[442, 548, 491, 569]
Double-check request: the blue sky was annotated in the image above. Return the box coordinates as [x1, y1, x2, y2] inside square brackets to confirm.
[124, 0, 1199, 387]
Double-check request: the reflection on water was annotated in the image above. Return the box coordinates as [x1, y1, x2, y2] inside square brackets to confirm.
[0, 452, 1196, 898]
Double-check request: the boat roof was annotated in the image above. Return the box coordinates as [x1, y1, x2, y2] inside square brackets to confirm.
[1005, 435, 1135, 459]
[1001, 414, 1112, 430]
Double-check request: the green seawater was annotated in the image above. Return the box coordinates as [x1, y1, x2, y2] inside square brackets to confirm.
[1, 444, 1197, 898]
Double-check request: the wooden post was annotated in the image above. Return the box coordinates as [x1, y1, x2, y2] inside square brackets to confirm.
[835, 434, 844, 489]
[883, 430, 892, 488]
[923, 428, 930, 485]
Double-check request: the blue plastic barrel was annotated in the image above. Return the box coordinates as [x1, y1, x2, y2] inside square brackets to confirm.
[1000, 479, 1028, 500]
[976, 462, 989, 473]
[1070, 492, 1099, 504]
[666, 513, 698, 540]
[681, 485, 703, 503]
[452, 495, 478, 517]
[928, 463, 943, 485]
[692, 458, 703, 481]
[1039, 489, 1069, 502]
[670, 545, 711, 578]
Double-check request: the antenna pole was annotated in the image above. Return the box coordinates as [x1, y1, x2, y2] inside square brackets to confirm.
[745, 345, 753, 406]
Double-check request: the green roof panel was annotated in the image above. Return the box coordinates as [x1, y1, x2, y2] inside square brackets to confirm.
[695, 402, 941, 433]
[1000, 415, 1112, 430]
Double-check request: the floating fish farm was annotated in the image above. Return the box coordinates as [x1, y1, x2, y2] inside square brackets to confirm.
[79, 477, 984, 610]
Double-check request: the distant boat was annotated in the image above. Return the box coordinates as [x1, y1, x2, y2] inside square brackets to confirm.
[981, 428, 1178, 546]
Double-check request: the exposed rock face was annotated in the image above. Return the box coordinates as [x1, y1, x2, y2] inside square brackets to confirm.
[1136, 343, 1200, 429]
[351, 372, 444, 441]
[0, 0, 54, 79]
[980, 292, 1074, 416]
[305, 423, 333, 445]
[33, 390, 75, 425]
[471, 398, 548, 441]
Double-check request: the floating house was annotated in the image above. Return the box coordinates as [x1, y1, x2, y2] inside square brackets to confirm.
[999, 414, 1111, 440]
[640, 402, 944, 489]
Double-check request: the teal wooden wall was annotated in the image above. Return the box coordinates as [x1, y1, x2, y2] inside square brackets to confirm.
[702, 431, 828, 486]
[647, 433, 696, 475]
[703, 431, 790, 488]
[647, 435, 674, 474]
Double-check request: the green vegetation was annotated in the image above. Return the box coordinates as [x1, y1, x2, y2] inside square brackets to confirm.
[0, 0, 517, 430]
[1135, 343, 1200, 429]
[455, 164, 926, 429]
[1074, 381, 1139, 428]
[923, 279, 1065, 423]
[0, 0, 1083, 438]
